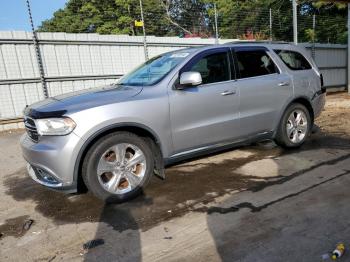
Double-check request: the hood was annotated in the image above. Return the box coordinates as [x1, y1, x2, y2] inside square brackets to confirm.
[24, 84, 142, 119]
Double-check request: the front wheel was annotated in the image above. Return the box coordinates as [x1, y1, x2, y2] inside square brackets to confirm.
[275, 103, 311, 148]
[82, 132, 154, 203]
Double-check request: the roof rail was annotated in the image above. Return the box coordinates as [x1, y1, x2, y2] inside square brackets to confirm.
[226, 40, 291, 45]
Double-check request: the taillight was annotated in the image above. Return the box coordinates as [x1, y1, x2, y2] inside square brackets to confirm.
[320, 74, 326, 93]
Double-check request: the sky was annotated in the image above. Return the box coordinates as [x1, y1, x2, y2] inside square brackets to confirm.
[0, 0, 68, 31]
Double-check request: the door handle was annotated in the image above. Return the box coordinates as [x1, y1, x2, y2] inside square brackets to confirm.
[221, 90, 236, 96]
[278, 82, 290, 87]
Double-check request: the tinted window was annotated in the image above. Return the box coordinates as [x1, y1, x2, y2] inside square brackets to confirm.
[235, 50, 278, 79]
[189, 52, 230, 84]
[274, 50, 312, 70]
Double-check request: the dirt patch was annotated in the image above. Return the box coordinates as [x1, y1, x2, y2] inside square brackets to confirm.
[316, 92, 350, 138]
[0, 128, 25, 136]
[0, 215, 32, 238]
[3, 172, 104, 224]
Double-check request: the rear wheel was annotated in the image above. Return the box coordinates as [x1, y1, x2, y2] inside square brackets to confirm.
[275, 103, 311, 148]
[82, 132, 154, 203]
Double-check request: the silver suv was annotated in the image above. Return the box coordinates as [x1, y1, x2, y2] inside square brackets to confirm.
[21, 43, 326, 202]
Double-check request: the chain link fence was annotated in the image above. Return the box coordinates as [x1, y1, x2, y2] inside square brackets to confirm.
[139, 4, 347, 43]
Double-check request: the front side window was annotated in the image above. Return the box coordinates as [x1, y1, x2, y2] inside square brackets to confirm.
[274, 50, 312, 70]
[189, 52, 230, 85]
[118, 51, 190, 86]
[235, 50, 278, 79]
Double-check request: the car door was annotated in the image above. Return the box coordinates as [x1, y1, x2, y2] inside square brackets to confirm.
[232, 46, 293, 136]
[168, 48, 240, 154]
[274, 49, 320, 97]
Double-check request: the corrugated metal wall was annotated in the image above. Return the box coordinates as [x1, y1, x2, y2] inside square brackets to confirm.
[302, 43, 347, 89]
[0, 31, 347, 129]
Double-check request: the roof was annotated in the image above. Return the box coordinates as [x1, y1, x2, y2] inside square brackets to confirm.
[165, 40, 299, 57]
[226, 40, 291, 45]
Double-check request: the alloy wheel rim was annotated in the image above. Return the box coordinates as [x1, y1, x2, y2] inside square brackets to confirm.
[286, 109, 308, 144]
[97, 143, 146, 194]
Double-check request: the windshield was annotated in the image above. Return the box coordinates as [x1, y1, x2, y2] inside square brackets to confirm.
[117, 52, 190, 86]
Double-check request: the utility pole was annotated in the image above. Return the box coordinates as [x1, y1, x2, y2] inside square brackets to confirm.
[214, 3, 219, 44]
[292, 0, 298, 44]
[312, 14, 316, 59]
[139, 0, 148, 61]
[348, 3, 350, 93]
[26, 0, 48, 98]
[269, 8, 272, 41]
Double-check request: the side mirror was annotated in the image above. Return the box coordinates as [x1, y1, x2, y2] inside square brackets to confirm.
[178, 71, 202, 88]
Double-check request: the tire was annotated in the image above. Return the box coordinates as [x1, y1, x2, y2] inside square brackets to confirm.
[82, 131, 154, 203]
[275, 103, 312, 148]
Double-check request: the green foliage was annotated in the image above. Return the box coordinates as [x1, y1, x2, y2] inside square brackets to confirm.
[38, 0, 348, 43]
[39, 0, 165, 35]
[304, 28, 315, 42]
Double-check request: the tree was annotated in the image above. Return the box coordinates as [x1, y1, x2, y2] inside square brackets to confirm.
[204, 0, 293, 40]
[159, 0, 214, 37]
[297, 1, 347, 43]
[39, 0, 348, 43]
[39, 0, 211, 36]
[39, 0, 167, 35]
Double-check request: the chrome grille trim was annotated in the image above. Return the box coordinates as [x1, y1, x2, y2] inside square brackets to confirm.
[24, 116, 39, 142]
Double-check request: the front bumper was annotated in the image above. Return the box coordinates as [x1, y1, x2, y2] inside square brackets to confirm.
[20, 132, 83, 193]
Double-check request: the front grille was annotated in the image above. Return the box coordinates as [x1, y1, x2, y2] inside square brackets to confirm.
[24, 117, 39, 142]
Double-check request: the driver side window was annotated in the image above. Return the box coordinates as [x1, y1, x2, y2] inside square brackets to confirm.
[189, 52, 230, 85]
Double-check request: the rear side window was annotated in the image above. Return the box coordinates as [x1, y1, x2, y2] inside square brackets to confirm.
[274, 50, 312, 70]
[235, 50, 278, 79]
[189, 52, 230, 84]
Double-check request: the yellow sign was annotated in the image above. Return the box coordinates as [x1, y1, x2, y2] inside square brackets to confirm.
[134, 20, 144, 27]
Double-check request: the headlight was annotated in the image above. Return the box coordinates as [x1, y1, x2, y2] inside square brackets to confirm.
[35, 117, 76, 136]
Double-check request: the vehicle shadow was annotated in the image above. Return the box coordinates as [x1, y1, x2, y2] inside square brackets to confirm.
[82, 195, 153, 262]
[203, 131, 350, 261]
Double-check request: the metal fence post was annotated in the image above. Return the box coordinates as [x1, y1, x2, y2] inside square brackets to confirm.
[139, 0, 149, 61]
[312, 14, 316, 60]
[292, 0, 298, 44]
[26, 0, 48, 98]
[214, 3, 219, 44]
[348, 3, 350, 93]
[269, 8, 272, 41]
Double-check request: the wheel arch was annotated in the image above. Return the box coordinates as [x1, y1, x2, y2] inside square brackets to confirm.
[292, 97, 314, 123]
[74, 123, 164, 192]
[273, 96, 314, 138]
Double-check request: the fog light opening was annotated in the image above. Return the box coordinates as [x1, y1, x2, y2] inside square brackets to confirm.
[35, 167, 60, 185]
